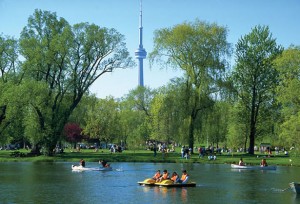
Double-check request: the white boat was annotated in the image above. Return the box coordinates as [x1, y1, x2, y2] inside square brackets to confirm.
[290, 182, 300, 193]
[72, 165, 113, 171]
[231, 164, 277, 170]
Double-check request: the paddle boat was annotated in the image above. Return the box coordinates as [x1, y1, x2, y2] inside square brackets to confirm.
[231, 164, 277, 170]
[71, 165, 113, 171]
[289, 182, 300, 194]
[138, 178, 196, 187]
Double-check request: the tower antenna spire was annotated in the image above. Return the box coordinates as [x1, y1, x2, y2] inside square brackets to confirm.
[135, 0, 147, 87]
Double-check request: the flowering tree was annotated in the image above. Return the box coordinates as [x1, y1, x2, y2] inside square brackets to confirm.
[64, 123, 83, 148]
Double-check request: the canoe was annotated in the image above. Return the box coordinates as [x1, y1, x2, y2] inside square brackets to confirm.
[231, 164, 277, 170]
[138, 178, 196, 187]
[290, 182, 300, 193]
[71, 165, 113, 171]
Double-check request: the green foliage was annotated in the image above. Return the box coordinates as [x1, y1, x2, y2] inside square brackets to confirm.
[232, 25, 283, 154]
[226, 102, 249, 149]
[275, 46, 300, 148]
[83, 96, 120, 143]
[0, 9, 134, 155]
[1, 10, 299, 157]
[149, 19, 231, 150]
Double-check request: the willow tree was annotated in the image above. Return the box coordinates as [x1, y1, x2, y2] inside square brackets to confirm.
[83, 96, 121, 145]
[0, 35, 22, 143]
[121, 86, 155, 150]
[149, 19, 231, 152]
[232, 25, 283, 154]
[19, 10, 134, 155]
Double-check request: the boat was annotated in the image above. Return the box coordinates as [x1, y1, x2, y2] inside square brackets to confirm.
[231, 164, 277, 170]
[290, 182, 300, 193]
[138, 178, 196, 187]
[71, 165, 113, 171]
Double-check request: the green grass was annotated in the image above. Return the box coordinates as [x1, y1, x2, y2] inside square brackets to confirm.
[1, 148, 299, 166]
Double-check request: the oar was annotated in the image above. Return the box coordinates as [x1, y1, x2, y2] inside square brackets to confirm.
[282, 186, 291, 191]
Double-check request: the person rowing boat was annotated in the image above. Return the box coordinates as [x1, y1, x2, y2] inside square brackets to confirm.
[99, 159, 110, 168]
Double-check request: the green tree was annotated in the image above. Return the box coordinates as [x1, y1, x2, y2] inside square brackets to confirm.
[0, 35, 22, 144]
[150, 78, 192, 145]
[232, 25, 283, 154]
[83, 96, 120, 145]
[226, 102, 250, 151]
[19, 10, 134, 155]
[121, 86, 155, 149]
[274, 46, 300, 148]
[203, 101, 228, 148]
[149, 19, 231, 152]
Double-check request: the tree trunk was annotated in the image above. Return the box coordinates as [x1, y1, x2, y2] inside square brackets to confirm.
[188, 115, 195, 154]
[30, 144, 41, 156]
[249, 89, 257, 155]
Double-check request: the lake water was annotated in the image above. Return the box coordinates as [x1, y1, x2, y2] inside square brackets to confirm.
[0, 162, 299, 204]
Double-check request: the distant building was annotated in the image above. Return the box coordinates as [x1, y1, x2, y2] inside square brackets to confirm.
[134, 1, 147, 87]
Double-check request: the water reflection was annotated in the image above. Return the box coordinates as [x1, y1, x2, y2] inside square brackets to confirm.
[0, 162, 299, 204]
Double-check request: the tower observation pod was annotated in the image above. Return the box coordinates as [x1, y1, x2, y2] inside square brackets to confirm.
[135, 0, 147, 87]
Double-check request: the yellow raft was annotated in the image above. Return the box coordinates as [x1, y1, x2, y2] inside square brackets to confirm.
[138, 178, 196, 187]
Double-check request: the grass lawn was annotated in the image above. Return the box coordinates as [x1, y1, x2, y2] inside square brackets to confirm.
[1, 147, 299, 167]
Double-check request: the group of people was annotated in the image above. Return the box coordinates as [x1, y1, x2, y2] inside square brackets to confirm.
[238, 158, 268, 166]
[152, 169, 189, 184]
[78, 159, 111, 168]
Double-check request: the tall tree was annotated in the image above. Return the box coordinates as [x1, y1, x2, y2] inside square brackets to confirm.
[149, 19, 231, 152]
[274, 46, 300, 148]
[19, 10, 134, 155]
[0, 35, 22, 143]
[232, 25, 283, 154]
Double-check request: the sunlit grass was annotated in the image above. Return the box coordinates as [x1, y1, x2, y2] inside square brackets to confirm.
[0, 148, 298, 166]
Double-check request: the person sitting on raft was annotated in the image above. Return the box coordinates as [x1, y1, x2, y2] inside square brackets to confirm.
[156, 169, 169, 182]
[171, 172, 179, 183]
[178, 170, 189, 184]
[99, 159, 110, 168]
[80, 159, 85, 167]
[152, 170, 161, 180]
[260, 158, 268, 167]
[239, 158, 245, 166]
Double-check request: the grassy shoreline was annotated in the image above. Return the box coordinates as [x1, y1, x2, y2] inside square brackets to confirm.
[1, 148, 299, 167]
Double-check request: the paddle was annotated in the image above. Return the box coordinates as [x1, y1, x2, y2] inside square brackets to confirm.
[281, 186, 291, 191]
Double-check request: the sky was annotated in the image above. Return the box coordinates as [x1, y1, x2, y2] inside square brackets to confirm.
[0, 0, 299, 99]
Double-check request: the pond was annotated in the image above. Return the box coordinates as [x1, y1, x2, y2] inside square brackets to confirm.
[0, 162, 299, 204]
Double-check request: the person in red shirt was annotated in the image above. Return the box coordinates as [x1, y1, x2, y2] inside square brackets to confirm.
[260, 158, 268, 167]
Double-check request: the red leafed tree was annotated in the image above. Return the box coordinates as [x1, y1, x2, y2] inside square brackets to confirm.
[64, 123, 83, 144]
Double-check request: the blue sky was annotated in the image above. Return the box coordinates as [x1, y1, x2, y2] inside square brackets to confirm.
[0, 0, 299, 98]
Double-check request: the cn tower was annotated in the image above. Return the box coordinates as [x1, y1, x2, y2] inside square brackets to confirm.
[135, 0, 147, 87]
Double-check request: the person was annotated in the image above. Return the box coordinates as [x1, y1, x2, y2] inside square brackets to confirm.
[171, 172, 179, 183]
[153, 143, 157, 157]
[260, 158, 268, 167]
[156, 169, 169, 182]
[80, 159, 85, 167]
[99, 159, 110, 168]
[178, 170, 189, 184]
[181, 146, 185, 158]
[239, 158, 245, 166]
[152, 170, 161, 180]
